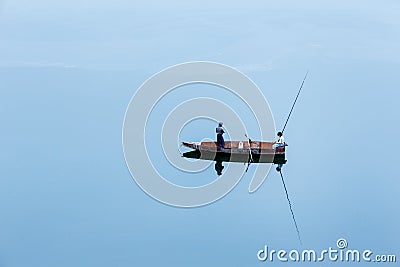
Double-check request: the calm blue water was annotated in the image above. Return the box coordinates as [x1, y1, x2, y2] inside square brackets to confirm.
[0, 1, 399, 266]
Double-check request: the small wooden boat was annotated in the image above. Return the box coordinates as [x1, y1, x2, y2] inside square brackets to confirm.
[182, 140, 286, 164]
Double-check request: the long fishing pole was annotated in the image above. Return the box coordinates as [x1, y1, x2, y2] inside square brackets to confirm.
[282, 70, 309, 133]
[279, 170, 302, 245]
[274, 71, 307, 245]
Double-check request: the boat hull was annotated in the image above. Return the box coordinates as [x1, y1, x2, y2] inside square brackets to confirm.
[182, 141, 286, 164]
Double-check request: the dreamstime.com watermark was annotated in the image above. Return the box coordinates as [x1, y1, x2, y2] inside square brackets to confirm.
[257, 238, 397, 263]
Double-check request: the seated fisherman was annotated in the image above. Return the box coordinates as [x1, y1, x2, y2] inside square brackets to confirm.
[273, 131, 285, 172]
[273, 132, 285, 148]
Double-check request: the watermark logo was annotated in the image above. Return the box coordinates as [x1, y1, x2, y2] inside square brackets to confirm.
[122, 61, 275, 207]
[336, 237, 348, 249]
[257, 238, 397, 263]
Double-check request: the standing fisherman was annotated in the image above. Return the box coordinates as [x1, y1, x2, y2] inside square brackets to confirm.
[216, 122, 225, 150]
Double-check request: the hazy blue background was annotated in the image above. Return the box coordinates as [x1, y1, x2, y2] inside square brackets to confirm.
[0, 0, 399, 266]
